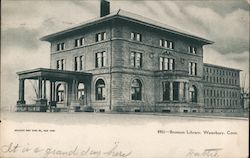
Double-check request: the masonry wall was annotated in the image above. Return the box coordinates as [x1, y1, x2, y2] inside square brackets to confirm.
[203, 64, 242, 112]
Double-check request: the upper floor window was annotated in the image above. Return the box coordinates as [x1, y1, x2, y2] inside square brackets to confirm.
[75, 37, 84, 47]
[56, 43, 65, 51]
[131, 32, 142, 42]
[56, 59, 65, 70]
[189, 62, 197, 76]
[130, 52, 142, 68]
[159, 39, 174, 49]
[95, 51, 107, 68]
[131, 79, 142, 101]
[160, 57, 175, 71]
[74, 56, 84, 71]
[96, 32, 106, 42]
[188, 46, 197, 54]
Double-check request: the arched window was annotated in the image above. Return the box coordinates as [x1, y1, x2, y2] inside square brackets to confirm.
[96, 79, 105, 100]
[78, 83, 85, 100]
[56, 84, 64, 102]
[189, 85, 197, 103]
[131, 79, 142, 100]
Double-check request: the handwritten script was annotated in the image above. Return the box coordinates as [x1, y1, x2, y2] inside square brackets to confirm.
[186, 148, 223, 158]
[1, 142, 132, 158]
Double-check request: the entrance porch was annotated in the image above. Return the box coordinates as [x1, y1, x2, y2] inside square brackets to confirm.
[16, 68, 92, 112]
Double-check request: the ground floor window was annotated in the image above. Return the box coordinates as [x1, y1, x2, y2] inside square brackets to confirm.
[96, 79, 106, 100]
[163, 82, 170, 101]
[131, 79, 142, 100]
[189, 85, 197, 102]
[56, 84, 64, 102]
[173, 82, 179, 101]
[78, 83, 85, 100]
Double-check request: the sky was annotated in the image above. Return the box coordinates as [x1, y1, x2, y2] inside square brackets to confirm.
[1, 0, 249, 110]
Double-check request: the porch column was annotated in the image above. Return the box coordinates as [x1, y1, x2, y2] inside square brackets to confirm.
[52, 81, 56, 101]
[71, 80, 77, 101]
[185, 82, 189, 102]
[38, 77, 42, 99]
[43, 79, 46, 99]
[179, 82, 184, 101]
[17, 79, 25, 104]
[169, 82, 173, 101]
[86, 81, 91, 106]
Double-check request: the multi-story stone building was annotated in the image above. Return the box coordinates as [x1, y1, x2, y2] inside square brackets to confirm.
[16, 1, 242, 113]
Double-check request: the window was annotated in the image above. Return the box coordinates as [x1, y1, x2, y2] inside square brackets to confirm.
[159, 39, 174, 49]
[96, 32, 106, 42]
[56, 59, 65, 70]
[188, 46, 197, 54]
[130, 52, 142, 68]
[163, 82, 170, 101]
[173, 82, 179, 101]
[75, 37, 84, 47]
[131, 32, 142, 42]
[74, 56, 84, 71]
[160, 57, 175, 70]
[56, 43, 65, 51]
[189, 62, 197, 76]
[95, 51, 107, 68]
[189, 86, 197, 102]
[95, 79, 106, 100]
[77, 83, 85, 100]
[131, 79, 142, 100]
[56, 84, 64, 102]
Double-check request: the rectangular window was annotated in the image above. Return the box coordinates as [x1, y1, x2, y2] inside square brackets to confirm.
[56, 59, 65, 70]
[188, 46, 197, 54]
[56, 60, 60, 69]
[131, 32, 142, 42]
[130, 52, 142, 68]
[75, 37, 84, 47]
[173, 82, 179, 101]
[163, 82, 170, 101]
[56, 43, 65, 51]
[74, 56, 84, 71]
[160, 39, 174, 49]
[95, 52, 107, 68]
[160, 57, 175, 71]
[96, 32, 106, 42]
[189, 62, 197, 76]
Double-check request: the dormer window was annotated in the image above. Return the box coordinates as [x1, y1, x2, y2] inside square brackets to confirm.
[56, 43, 65, 51]
[96, 32, 106, 42]
[131, 32, 142, 42]
[188, 46, 197, 54]
[160, 39, 174, 49]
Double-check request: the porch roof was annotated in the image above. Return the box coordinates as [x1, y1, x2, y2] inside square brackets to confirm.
[17, 68, 92, 82]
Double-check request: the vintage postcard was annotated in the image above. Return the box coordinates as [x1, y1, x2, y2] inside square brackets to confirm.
[1, 0, 249, 158]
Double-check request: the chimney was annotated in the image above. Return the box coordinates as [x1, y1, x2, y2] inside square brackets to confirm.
[100, 0, 110, 17]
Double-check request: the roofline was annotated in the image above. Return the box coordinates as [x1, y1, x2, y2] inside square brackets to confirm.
[40, 10, 213, 45]
[17, 68, 92, 76]
[204, 63, 242, 71]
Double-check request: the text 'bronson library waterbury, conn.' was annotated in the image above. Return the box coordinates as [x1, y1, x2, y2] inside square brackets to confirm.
[16, 0, 243, 113]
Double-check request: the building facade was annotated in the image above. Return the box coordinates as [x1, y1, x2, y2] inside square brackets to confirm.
[16, 4, 242, 113]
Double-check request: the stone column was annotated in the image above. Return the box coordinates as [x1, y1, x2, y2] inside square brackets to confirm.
[43, 79, 46, 99]
[38, 77, 42, 99]
[50, 81, 53, 103]
[169, 82, 173, 101]
[185, 82, 189, 102]
[17, 79, 25, 104]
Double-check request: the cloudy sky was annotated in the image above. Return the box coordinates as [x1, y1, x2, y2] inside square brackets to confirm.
[1, 0, 249, 109]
